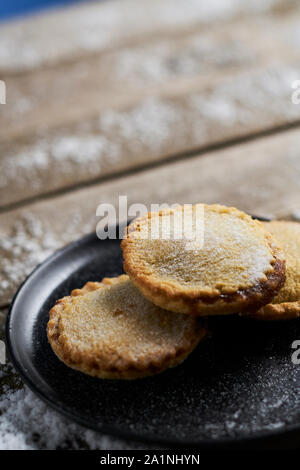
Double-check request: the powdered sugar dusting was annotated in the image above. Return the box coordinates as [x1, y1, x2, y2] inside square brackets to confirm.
[112, 34, 255, 86]
[0, 134, 120, 194]
[0, 62, 299, 207]
[0, 384, 133, 450]
[0, 97, 185, 206]
[0, 310, 154, 450]
[99, 98, 183, 153]
[0, 212, 94, 304]
[0, 0, 293, 72]
[0, 363, 148, 449]
[144, 209, 275, 290]
[61, 277, 198, 357]
[190, 63, 300, 129]
[98, 62, 300, 149]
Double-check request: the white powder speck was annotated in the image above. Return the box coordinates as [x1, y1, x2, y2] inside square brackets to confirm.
[113, 35, 254, 85]
[0, 212, 94, 303]
[99, 98, 182, 153]
[0, 376, 142, 450]
[0, 0, 292, 72]
[0, 311, 155, 450]
[0, 135, 120, 191]
[1, 60, 299, 209]
[190, 64, 300, 128]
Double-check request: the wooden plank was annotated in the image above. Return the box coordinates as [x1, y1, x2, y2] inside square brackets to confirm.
[1, 2, 300, 207]
[0, 0, 296, 74]
[0, 19, 278, 142]
[1, 128, 300, 306]
[1, 60, 300, 208]
[2, 12, 297, 143]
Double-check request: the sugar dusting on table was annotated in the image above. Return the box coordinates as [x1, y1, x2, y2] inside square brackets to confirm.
[2, 315, 300, 448]
[0, 310, 155, 450]
[0, 365, 147, 450]
[1, 60, 299, 208]
[0, 211, 95, 304]
[0, 0, 293, 72]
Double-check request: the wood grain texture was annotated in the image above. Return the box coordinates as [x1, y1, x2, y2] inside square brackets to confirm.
[1, 59, 300, 208]
[1, 2, 300, 207]
[1, 14, 296, 142]
[0, 0, 296, 74]
[1, 128, 300, 307]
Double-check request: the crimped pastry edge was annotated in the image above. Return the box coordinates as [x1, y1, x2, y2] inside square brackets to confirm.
[242, 220, 300, 321]
[242, 300, 300, 321]
[47, 275, 207, 379]
[121, 204, 286, 316]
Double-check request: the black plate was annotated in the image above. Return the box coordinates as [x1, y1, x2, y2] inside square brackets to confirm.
[6, 226, 300, 448]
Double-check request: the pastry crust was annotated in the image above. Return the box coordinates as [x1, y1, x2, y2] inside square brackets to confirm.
[47, 275, 207, 379]
[122, 204, 286, 316]
[244, 221, 300, 320]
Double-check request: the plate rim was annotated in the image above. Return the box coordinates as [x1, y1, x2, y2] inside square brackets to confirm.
[6, 219, 300, 448]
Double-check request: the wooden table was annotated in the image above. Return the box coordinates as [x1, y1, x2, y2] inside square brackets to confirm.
[0, 0, 300, 449]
